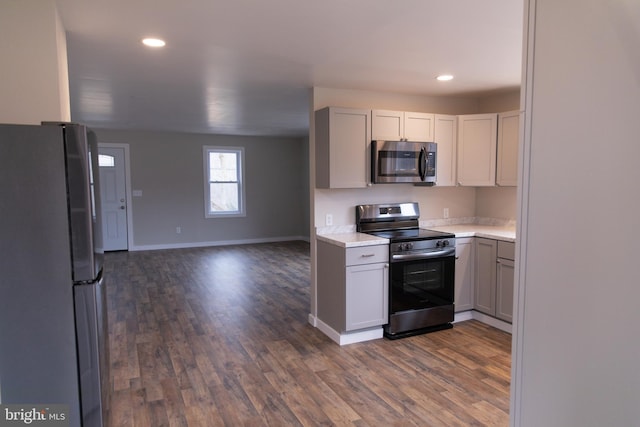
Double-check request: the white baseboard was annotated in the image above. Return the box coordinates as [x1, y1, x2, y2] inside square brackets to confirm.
[129, 235, 309, 251]
[308, 313, 317, 327]
[310, 310, 511, 345]
[455, 310, 512, 334]
[453, 310, 474, 323]
[314, 317, 383, 345]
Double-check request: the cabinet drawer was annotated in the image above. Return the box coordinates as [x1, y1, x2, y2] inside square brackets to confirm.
[497, 241, 515, 260]
[346, 245, 388, 266]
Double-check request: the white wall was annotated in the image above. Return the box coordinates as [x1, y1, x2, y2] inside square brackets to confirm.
[313, 86, 482, 116]
[512, 0, 640, 425]
[476, 187, 517, 220]
[96, 128, 309, 249]
[478, 89, 520, 113]
[0, 0, 70, 124]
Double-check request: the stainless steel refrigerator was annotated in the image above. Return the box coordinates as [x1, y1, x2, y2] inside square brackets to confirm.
[0, 123, 109, 427]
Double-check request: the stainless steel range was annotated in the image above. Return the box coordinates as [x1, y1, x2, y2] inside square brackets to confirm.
[356, 202, 456, 338]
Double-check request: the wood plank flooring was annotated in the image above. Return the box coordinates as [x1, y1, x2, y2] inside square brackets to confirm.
[104, 241, 511, 426]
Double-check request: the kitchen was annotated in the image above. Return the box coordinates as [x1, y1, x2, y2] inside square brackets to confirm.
[2, 1, 639, 426]
[310, 97, 520, 344]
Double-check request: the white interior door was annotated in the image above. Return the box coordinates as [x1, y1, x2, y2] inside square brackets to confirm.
[98, 146, 128, 251]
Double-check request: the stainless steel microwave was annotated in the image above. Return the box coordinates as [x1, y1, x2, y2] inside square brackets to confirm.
[371, 140, 437, 185]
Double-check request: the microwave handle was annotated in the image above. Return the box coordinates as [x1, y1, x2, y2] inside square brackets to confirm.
[418, 146, 427, 181]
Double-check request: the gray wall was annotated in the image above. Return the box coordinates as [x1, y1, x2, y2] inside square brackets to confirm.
[513, 0, 640, 425]
[96, 128, 309, 249]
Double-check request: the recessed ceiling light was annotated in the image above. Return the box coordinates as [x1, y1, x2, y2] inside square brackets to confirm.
[436, 74, 454, 81]
[142, 38, 166, 48]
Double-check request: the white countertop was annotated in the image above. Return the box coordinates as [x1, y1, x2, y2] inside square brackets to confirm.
[317, 224, 516, 247]
[316, 232, 389, 248]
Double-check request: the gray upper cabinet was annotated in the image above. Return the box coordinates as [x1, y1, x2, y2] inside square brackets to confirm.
[371, 110, 434, 142]
[457, 111, 519, 188]
[496, 110, 520, 187]
[457, 113, 498, 186]
[316, 107, 517, 190]
[434, 114, 458, 187]
[315, 107, 371, 189]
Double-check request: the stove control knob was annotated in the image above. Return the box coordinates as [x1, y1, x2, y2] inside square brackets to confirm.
[436, 240, 442, 247]
[406, 242, 413, 250]
[441, 240, 449, 247]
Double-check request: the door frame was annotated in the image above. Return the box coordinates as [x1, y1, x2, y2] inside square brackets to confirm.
[98, 142, 133, 251]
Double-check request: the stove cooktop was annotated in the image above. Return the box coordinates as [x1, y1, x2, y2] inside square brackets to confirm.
[365, 228, 455, 242]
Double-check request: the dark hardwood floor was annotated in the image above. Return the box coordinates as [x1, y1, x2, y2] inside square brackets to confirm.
[104, 241, 511, 426]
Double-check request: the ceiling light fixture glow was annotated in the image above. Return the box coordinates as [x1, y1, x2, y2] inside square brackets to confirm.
[142, 38, 166, 48]
[436, 74, 454, 81]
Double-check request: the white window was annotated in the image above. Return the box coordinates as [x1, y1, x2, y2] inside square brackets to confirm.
[204, 146, 245, 217]
[98, 154, 115, 167]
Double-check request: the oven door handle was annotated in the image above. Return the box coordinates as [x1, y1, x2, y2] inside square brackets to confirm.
[391, 247, 455, 262]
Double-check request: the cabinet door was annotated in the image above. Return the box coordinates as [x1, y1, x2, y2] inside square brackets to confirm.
[345, 263, 389, 331]
[457, 113, 498, 186]
[371, 110, 403, 141]
[496, 258, 515, 322]
[497, 110, 520, 186]
[371, 110, 434, 142]
[315, 107, 371, 189]
[454, 237, 474, 312]
[434, 114, 457, 186]
[404, 112, 434, 141]
[474, 238, 497, 315]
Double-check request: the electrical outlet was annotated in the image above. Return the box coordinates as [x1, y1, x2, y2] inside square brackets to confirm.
[176, 226, 181, 234]
[443, 208, 449, 219]
[325, 214, 333, 226]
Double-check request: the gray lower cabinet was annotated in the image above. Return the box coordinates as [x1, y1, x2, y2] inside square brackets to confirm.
[317, 240, 389, 332]
[474, 238, 515, 323]
[496, 241, 515, 322]
[454, 237, 474, 312]
[474, 238, 498, 316]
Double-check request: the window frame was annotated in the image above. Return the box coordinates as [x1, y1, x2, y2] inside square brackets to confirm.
[203, 146, 246, 218]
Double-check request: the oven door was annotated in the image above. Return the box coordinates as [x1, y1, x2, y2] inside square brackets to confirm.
[389, 249, 455, 314]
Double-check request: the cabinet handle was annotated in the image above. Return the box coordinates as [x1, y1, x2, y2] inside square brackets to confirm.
[361, 253, 375, 258]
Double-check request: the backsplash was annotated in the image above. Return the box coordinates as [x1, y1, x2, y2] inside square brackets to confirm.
[420, 217, 516, 228]
[316, 225, 357, 235]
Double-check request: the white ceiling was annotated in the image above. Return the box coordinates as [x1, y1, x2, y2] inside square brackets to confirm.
[56, 0, 524, 137]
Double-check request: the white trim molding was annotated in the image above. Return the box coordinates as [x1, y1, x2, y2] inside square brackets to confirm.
[98, 142, 134, 251]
